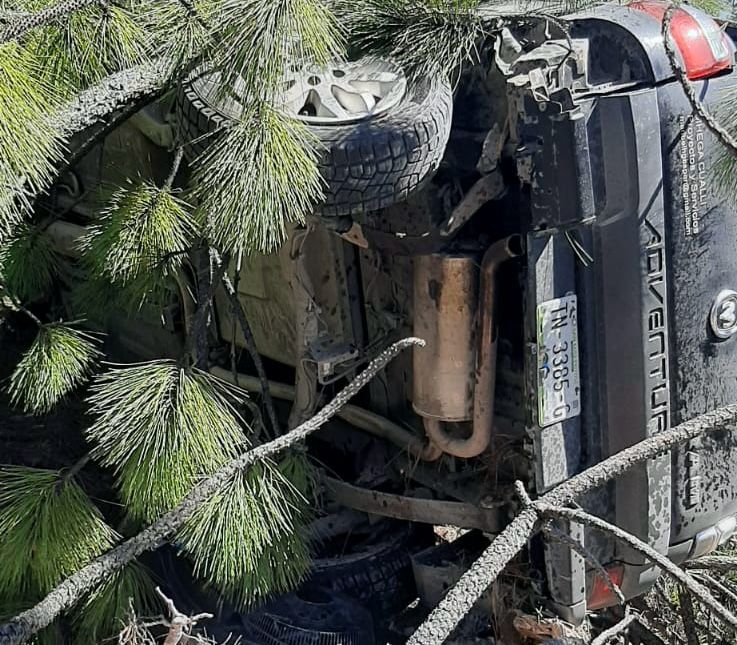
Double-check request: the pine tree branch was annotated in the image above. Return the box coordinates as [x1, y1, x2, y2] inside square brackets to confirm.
[1, 295, 42, 326]
[407, 403, 737, 645]
[0, 0, 103, 43]
[164, 148, 185, 191]
[50, 60, 171, 142]
[56, 453, 91, 492]
[0, 337, 423, 645]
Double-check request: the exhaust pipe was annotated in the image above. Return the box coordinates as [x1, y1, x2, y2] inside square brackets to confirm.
[415, 235, 523, 458]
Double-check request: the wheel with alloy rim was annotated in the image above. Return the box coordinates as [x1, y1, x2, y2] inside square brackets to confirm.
[176, 57, 453, 218]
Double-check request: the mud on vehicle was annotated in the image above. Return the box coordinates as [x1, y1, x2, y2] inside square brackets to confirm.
[41, 0, 737, 638]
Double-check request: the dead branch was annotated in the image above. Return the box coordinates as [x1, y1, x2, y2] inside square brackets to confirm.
[117, 600, 156, 645]
[590, 611, 636, 645]
[537, 504, 737, 632]
[0, 337, 423, 645]
[155, 587, 212, 645]
[408, 403, 737, 645]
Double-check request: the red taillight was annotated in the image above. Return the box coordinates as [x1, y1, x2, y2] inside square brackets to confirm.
[630, 0, 734, 80]
[587, 564, 625, 610]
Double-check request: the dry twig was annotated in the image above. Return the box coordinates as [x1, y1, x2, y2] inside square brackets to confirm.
[590, 611, 636, 645]
[156, 587, 212, 645]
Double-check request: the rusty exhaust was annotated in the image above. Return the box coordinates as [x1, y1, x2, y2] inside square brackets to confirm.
[414, 235, 523, 458]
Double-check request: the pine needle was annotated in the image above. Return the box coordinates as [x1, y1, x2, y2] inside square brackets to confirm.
[0, 223, 61, 302]
[192, 103, 323, 255]
[74, 562, 156, 643]
[210, 0, 343, 102]
[8, 324, 102, 415]
[336, 0, 485, 80]
[85, 361, 248, 522]
[179, 454, 312, 608]
[0, 41, 61, 234]
[712, 87, 737, 197]
[77, 181, 196, 309]
[22, 0, 149, 92]
[147, 0, 215, 73]
[0, 466, 117, 599]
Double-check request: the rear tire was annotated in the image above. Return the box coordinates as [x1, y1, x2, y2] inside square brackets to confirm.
[175, 65, 453, 217]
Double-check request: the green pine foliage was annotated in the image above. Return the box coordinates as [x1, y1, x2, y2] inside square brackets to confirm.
[0, 223, 61, 302]
[85, 361, 248, 522]
[77, 181, 196, 309]
[193, 104, 323, 255]
[22, 0, 149, 93]
[8, 324, 102, 415]
[210, 0, 343, 102]
[0, 42, 62, 236]
[0, 466, 117, 599]
[74, 562, 156, 643]
[179, 456, 312, 608]
[337, 0, 485, 79]
[149, 0, 216, 73]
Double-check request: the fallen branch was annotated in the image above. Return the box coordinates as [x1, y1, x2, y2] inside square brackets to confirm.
[407, 403, 737, 644]
[694, 571, 737, 608]
[0, 337, 423, 645]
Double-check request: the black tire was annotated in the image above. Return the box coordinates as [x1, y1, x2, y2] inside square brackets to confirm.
[175, 65, 454, 217]
[307, 521, 426, 616]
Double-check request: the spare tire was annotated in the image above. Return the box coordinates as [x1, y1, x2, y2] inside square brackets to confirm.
[175, 58, 453, 218]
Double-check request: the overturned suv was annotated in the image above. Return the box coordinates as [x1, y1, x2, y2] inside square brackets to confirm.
[50, 0, 737, 633]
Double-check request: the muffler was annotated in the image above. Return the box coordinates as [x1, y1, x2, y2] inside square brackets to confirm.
[413, 235, 523, 458]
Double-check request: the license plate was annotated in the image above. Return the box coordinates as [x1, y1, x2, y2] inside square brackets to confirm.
[537, 295, 581, 427]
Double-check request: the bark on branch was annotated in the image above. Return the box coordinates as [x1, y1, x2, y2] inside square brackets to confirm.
[50, 60, 170, 141]
[407, 403, 737, 644]
[0, 337, 424, 645]
[0, 0, 102, 43]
